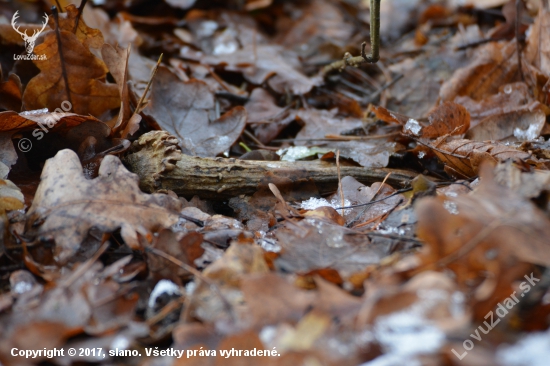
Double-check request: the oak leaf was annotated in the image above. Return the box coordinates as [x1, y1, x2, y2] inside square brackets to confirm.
[22, 29, 120, 117]
[25, 149, 181, 263]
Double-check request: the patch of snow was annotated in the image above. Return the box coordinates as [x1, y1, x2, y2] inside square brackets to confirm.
[277, 146, 311, 162]
[514, 124, 540, 141]
[443, 201, 459, 215]
[148, 279, 181, 308]
[20, 108, 48, 116]
[360, 288, 449, 366]
[300, 197, 352, 215]
[404, 119, 422, 136]
[497, 329, 550, 366]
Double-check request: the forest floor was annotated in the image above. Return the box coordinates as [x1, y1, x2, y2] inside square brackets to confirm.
[1, 0, 550, 365]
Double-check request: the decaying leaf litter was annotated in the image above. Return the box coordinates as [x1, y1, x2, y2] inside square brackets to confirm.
[1, 0, 550, 364]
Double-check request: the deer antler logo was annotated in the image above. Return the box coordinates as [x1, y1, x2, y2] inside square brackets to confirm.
[11, 11, 49, 54]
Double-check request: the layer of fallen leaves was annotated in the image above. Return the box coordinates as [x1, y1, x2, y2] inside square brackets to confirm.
[1, 0, 550, 366]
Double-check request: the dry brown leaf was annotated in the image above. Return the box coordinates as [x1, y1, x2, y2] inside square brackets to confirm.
[415, 164, 550, 282]
[0, 110, 94, 133]
[276, 0, 354, 53]
[52, 4, 104, 49]
[25, 149, 181, 263]
[22, 28, 120, 117]
[82, 6, 141, 48]
[427, 138, 535, 178]
[143, 67, 247, 157]
[439, 41, 519, 102]
[421, 102, 470, 138]
[525, 1, 550, 76]
[373, 102, 469, 138]
[295, 108, 364, 142]
[244, 88, 294, 144]
[148, 230, 204, 285]
[465, 103, 546, 141]
[371, 105, 409, 125]
[455, 82, 534, 128]
[274, 218, 381, 278]
[386, 25, 482, 118]
[191, 239, 269, 324]
[241, 272, 315, 327]
[202, 45, 321, 95]
[101, 44, 141, 138]
[0, 72, 22, 112]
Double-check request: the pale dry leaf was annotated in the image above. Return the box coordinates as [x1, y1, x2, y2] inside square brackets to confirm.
[25, 149, 181, 263]
[295, 108, 364, 143]
[465, 104, 546, 141]
[455, 82, 533, 128]
[525, 1, 550, 76]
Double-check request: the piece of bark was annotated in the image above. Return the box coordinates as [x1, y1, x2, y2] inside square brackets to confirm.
[122, 131, 418, 200]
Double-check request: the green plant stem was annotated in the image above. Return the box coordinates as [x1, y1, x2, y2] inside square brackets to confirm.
[321, 0, 381, 75]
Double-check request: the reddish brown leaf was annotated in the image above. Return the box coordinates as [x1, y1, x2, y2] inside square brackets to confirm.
[420, 102, 470, 138]
[415, 164, 550, 284]
[22, 28, 120, 117]
[427, 138, 536, 178]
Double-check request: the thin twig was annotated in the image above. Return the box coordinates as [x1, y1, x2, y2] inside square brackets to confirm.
[61, 236, 110, 288]
[130, 54, 163, 122]
[336, 150, 345, 216]
[325, 132, 400, 140]
[364, 73, 404, 104]
[52, 6, 72, 107]
[516, 0, 524, 81]
[73, 0, 88, 34]
[336, 187, 411, 210]
[243, 129, 265, 147]
[347, 172, 392, 228]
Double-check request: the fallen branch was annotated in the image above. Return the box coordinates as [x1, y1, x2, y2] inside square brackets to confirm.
[122, 131, 418, 200]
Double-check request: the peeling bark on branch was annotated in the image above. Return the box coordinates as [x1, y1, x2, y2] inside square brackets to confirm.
[122, 131, 417, 200]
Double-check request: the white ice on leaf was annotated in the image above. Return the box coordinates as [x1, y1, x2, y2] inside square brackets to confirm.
[404, 118, 422, 136]
[514, 123, 540, 141]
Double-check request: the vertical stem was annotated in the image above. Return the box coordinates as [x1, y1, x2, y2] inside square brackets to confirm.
[370, 0, 380, 62]
[52, 6, 73, 107]
[516, 0, 524, 81]
[73, 0, 89, 34]
[362, 0, 380, 63]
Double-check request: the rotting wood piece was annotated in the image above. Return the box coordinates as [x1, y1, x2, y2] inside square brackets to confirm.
[122, 131, 418, 200]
